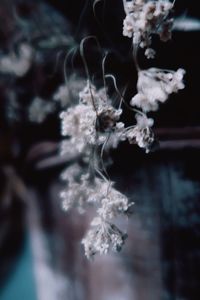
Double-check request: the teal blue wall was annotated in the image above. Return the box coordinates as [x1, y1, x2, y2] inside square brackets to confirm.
[0, 236, 37, 300]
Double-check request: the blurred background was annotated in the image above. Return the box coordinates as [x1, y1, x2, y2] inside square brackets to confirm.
[0, 0, 200, 299]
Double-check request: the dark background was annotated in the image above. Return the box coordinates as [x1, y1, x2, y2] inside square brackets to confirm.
[0, 1, 200, 299]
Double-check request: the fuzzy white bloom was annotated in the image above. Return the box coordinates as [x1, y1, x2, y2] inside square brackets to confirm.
[83, 178, 132, 209]
[82, 219, 127, 259]
[104, 122, 127, 150]
[53, 77, 85, 108]
[60, 173, 132, 258]
[60, 180, 88, 214]
[123, 0, 174, 52]
[53, 85, 70, 107]
[60, 176, 107, 213]
[126, 113, 154, 152]
[97, 192, 132, 220]
[130, 68, 186, 112]
[61, 175, 127, 210]
[79, 81, 122, 123]
[145, 47, 156, 59]
[0, 43, 33, 77]
[79, 81, 98, 105]
[60, 81, 124, 153]
[29, 97, 55, 123]
[130, 91, 159, 112]
[58, 0, 186, 260]
[60, 163, 82, 183]
[59, 140, 87, 160]
[60, 104, 99, 152]
[61, 172, 132, 218]
[79, 81, 108, 109]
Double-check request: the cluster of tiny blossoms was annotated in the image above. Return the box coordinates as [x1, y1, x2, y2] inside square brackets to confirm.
[59, 0, 185, 259]
[59, 61, 185, 259]
[60, 80, 124, 153]
[29, 97, 55, 123]
[82, 218, 128, 259]
[0, 43, 33, 77]
[59, 80, 137, 258]
[121, 0, 186, 152]
[123, 0, 174, 57]
[60, 165, 133, 259]
[130, 68, 186, 112]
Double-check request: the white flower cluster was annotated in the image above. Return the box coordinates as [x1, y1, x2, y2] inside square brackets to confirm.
[130, 68, 186, 112]
[60, 166, 133, 258]
[58, 0, 185, 259]
[59, 77, 162, 154]
[29, 97, 55, 123]
[123, 0, 174, 55]
[59, 67, 184, 257]
[126, 113, 154, 152]
[61, 169, 132, 211]
[121, 0, 186, 152]
[104, 121, 127, 149]
[80, 179, 132, 259]
[60, 77, 165, 154]
[53, 85, 71, 108]
[97, 188, 131, 220]
[126, 68, 185, 151]
[60, 180, 89, 214]
[60, 163, 82, 183]
[82, 219, 127, 259]
[60, 81, 124, 153]
[60, 104, 98, 152]
[60, 175, 108, 213]
[53, 76, 85, 108]
[79, 81, 122, 130]
[0, 43, 33, 77]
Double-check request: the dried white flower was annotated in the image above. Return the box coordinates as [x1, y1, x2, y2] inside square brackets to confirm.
[60, 81, 124, 154]
[0, 43, 33, 77]
[60, 180, 87, 214]
[104, 122, 127, 150]
[145, 47, 156, 59]
[59, 139, 84, 160]
[61, 175, 124, 209]
[79, 81, 122, 123]
[60, 163, 82, 183]
[58, 0, 186, 260]
[60, 171, 133, 258]
[126, 113, 154, 152]
[82, 219, 127, 259]
[61, 174, 133, 251]
[79, 81, 108, 109]
[97, 192, 132, 220]
[53, 77, 85, 108]
[60, 176, 108, 213]
[60, 104, 98, 152]
[130, 68, 186, 112]
[29, 97, 55, 123]
[123, 0, 174, 51]
[53, 85, 70, 108]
